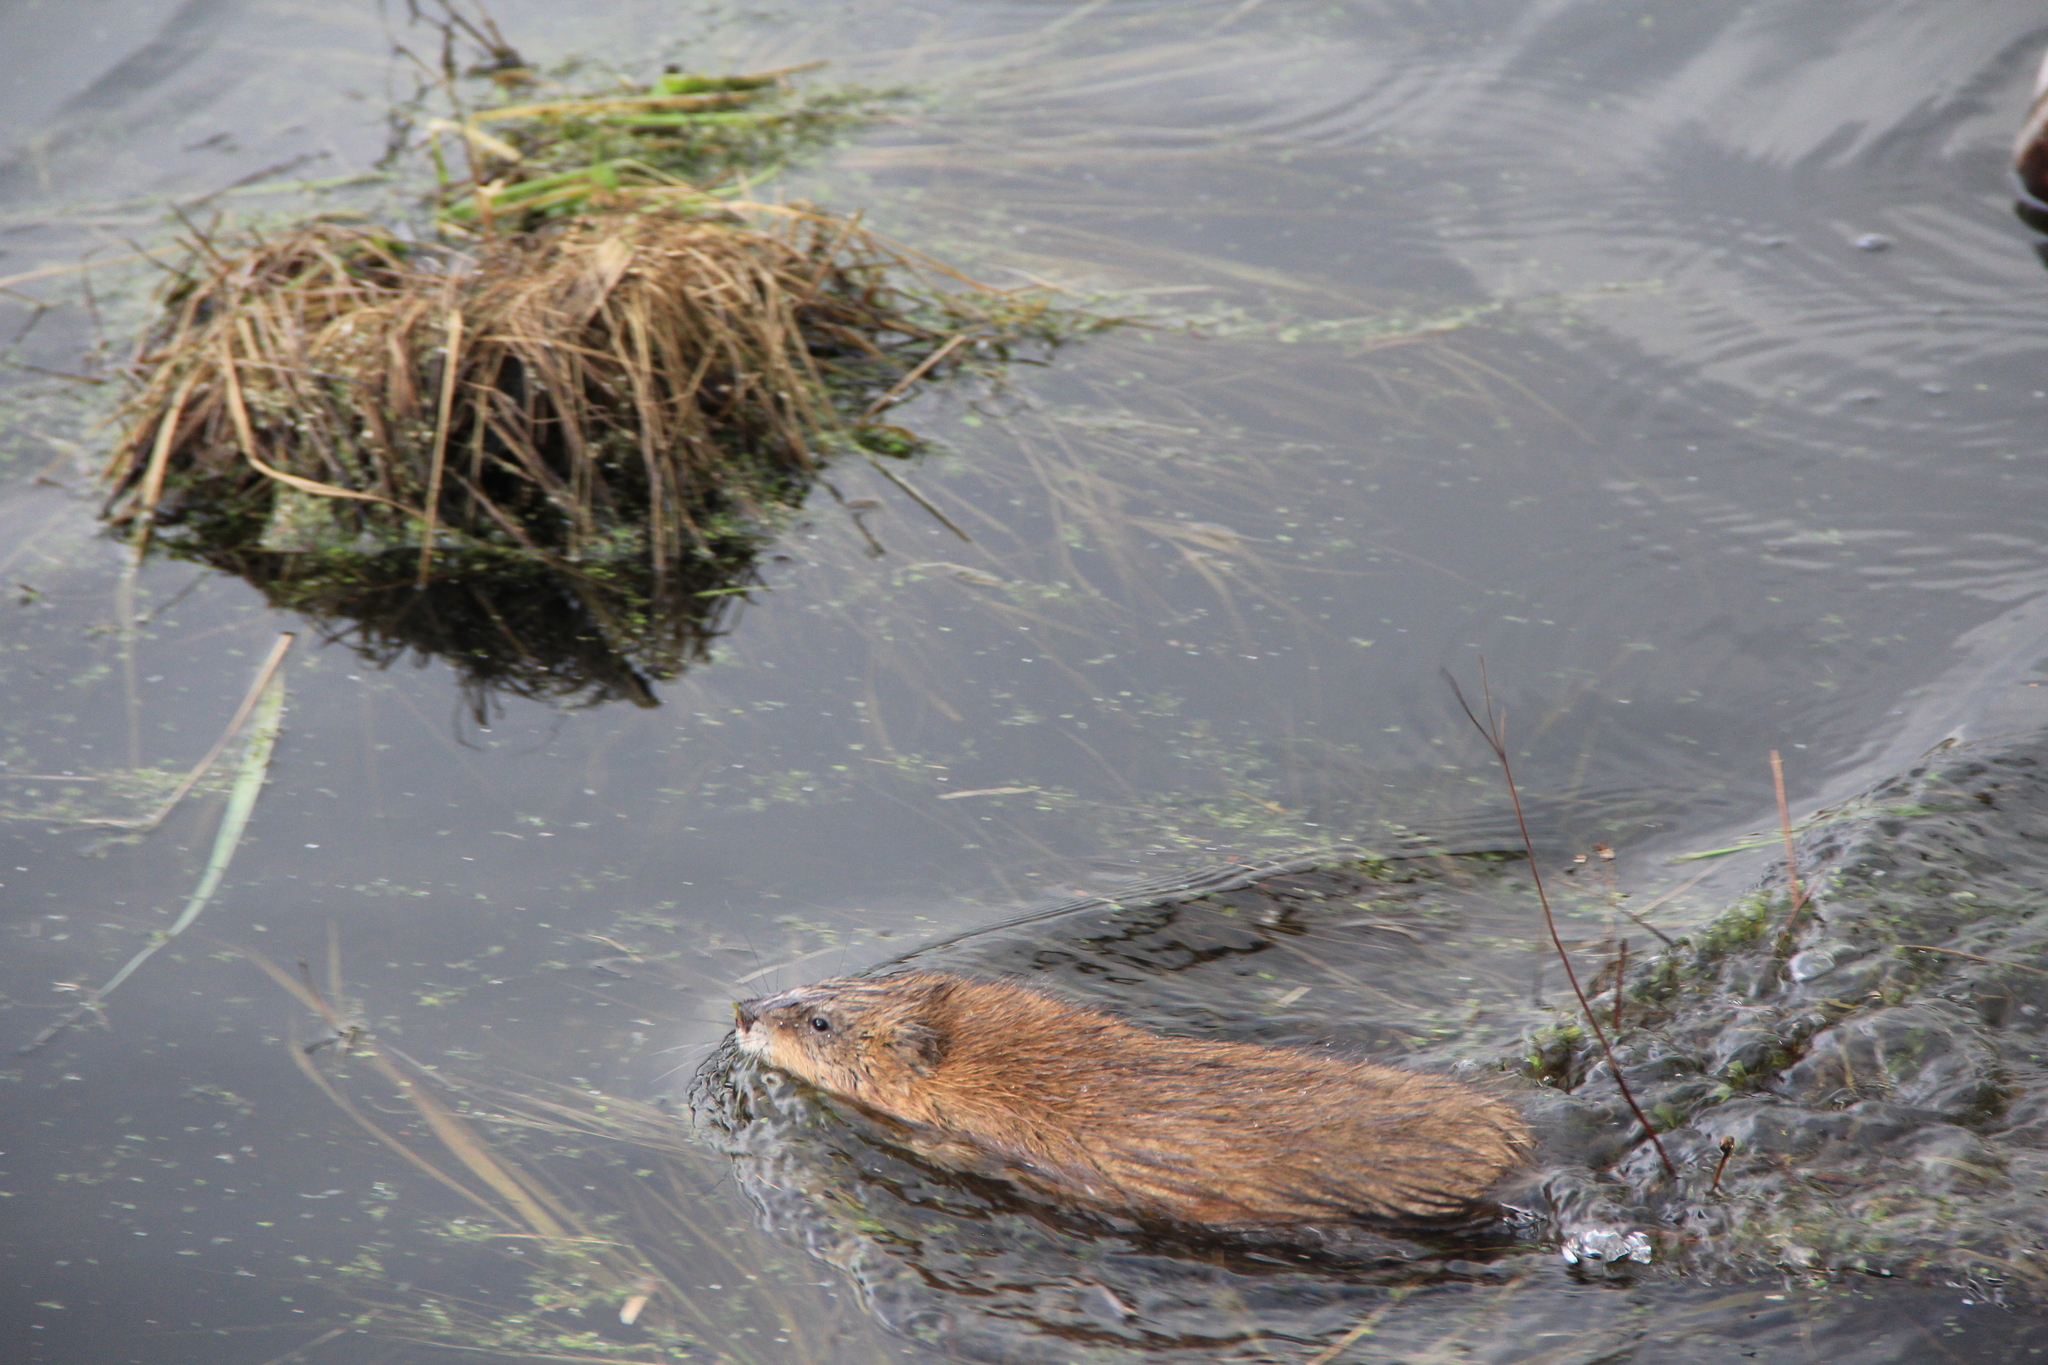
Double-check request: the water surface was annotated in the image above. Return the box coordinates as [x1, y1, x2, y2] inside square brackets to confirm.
[6, 1, 2048, 1360]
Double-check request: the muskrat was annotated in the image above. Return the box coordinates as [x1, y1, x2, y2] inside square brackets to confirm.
[732, 971, 1530, 1232]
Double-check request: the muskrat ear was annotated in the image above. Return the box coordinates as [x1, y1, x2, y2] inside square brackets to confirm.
[907, 974, 955, 1008]
[889, 1020, 947, 1074]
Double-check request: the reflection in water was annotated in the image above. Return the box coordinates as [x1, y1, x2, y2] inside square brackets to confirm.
[208, 546, 734, 712]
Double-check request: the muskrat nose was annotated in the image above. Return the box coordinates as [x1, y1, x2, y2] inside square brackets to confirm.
[734, 998, 762, 1029]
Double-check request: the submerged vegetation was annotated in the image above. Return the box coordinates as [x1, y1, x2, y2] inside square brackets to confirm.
[101, 32, 1098, 712]
[238, 941, 882, 1365]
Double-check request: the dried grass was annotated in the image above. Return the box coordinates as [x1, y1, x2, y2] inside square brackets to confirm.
[101, 204, 1077, 709]
[108, 207, 985, 566]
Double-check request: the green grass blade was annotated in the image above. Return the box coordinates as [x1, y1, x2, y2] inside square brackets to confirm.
[19, 668, 286, 1052]
[164, 665, 285, 938]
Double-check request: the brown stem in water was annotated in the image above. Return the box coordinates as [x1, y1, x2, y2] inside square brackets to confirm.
[1709, 1136, 1735, 1195]
[1613, 938, 1627, 1033]
[858, 332, 967, 422]
[417, 307, 464, 588]
[1446, 664, 1675, 1177]
[1769, 749, 1810, 955]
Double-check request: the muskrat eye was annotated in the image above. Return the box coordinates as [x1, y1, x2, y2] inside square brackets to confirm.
[809, 1016, 832, 1033]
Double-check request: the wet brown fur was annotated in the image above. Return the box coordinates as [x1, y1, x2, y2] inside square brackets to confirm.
[734, 971, 1530, 1231]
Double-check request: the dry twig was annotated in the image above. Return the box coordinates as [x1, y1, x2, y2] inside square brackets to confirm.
[1446, 664, 1675, 1177]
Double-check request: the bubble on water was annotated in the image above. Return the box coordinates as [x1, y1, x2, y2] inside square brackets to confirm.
[1559, 1226, 1654, 1265]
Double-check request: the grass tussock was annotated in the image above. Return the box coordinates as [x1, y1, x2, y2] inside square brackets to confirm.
[106, 206, 1017, 564]
[103, 204, 1079, 710]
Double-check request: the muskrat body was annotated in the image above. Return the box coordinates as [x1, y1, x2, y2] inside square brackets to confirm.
[733, 971, 1530, 1232]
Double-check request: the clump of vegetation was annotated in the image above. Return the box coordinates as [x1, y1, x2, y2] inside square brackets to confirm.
[1522, 1020, 1577, 1072]
[435, 67, 899, 232]
[101, 39, 1099, 711]
[1687, 892, 1776, 960]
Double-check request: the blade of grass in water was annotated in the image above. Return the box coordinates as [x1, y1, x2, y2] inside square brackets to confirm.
[79, 631, 294, 831]
[240, 934, 577, 1241]
[1670, 837, 1781, 862]
[234, 946, 524, 1225]
[20, 660, 288, 1053]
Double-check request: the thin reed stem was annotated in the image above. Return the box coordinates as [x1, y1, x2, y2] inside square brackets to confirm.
[417, 307, 463, 587]
[1769, 749, 1810, 954]
[1709, 1136, 1735, 1195]
[1612, 938, 1626, 1032]
[1446, 665, 1675, 1177]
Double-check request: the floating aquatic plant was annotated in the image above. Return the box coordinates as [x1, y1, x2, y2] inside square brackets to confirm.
[434, 66, 902, 232]
[98, 26, 1102, 713]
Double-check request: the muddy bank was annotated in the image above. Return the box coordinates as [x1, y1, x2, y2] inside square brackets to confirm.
[1538, 732, 2048, 1292]
[693, 731, 2048, 1361]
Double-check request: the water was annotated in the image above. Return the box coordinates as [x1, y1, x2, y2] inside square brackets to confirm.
[6, 1, 2048, 1360]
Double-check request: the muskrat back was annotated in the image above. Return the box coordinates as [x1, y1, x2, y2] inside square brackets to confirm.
[733, 971, 1530, 1231]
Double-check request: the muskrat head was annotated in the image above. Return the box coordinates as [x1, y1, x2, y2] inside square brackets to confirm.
[732, 974, 952, 1111]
